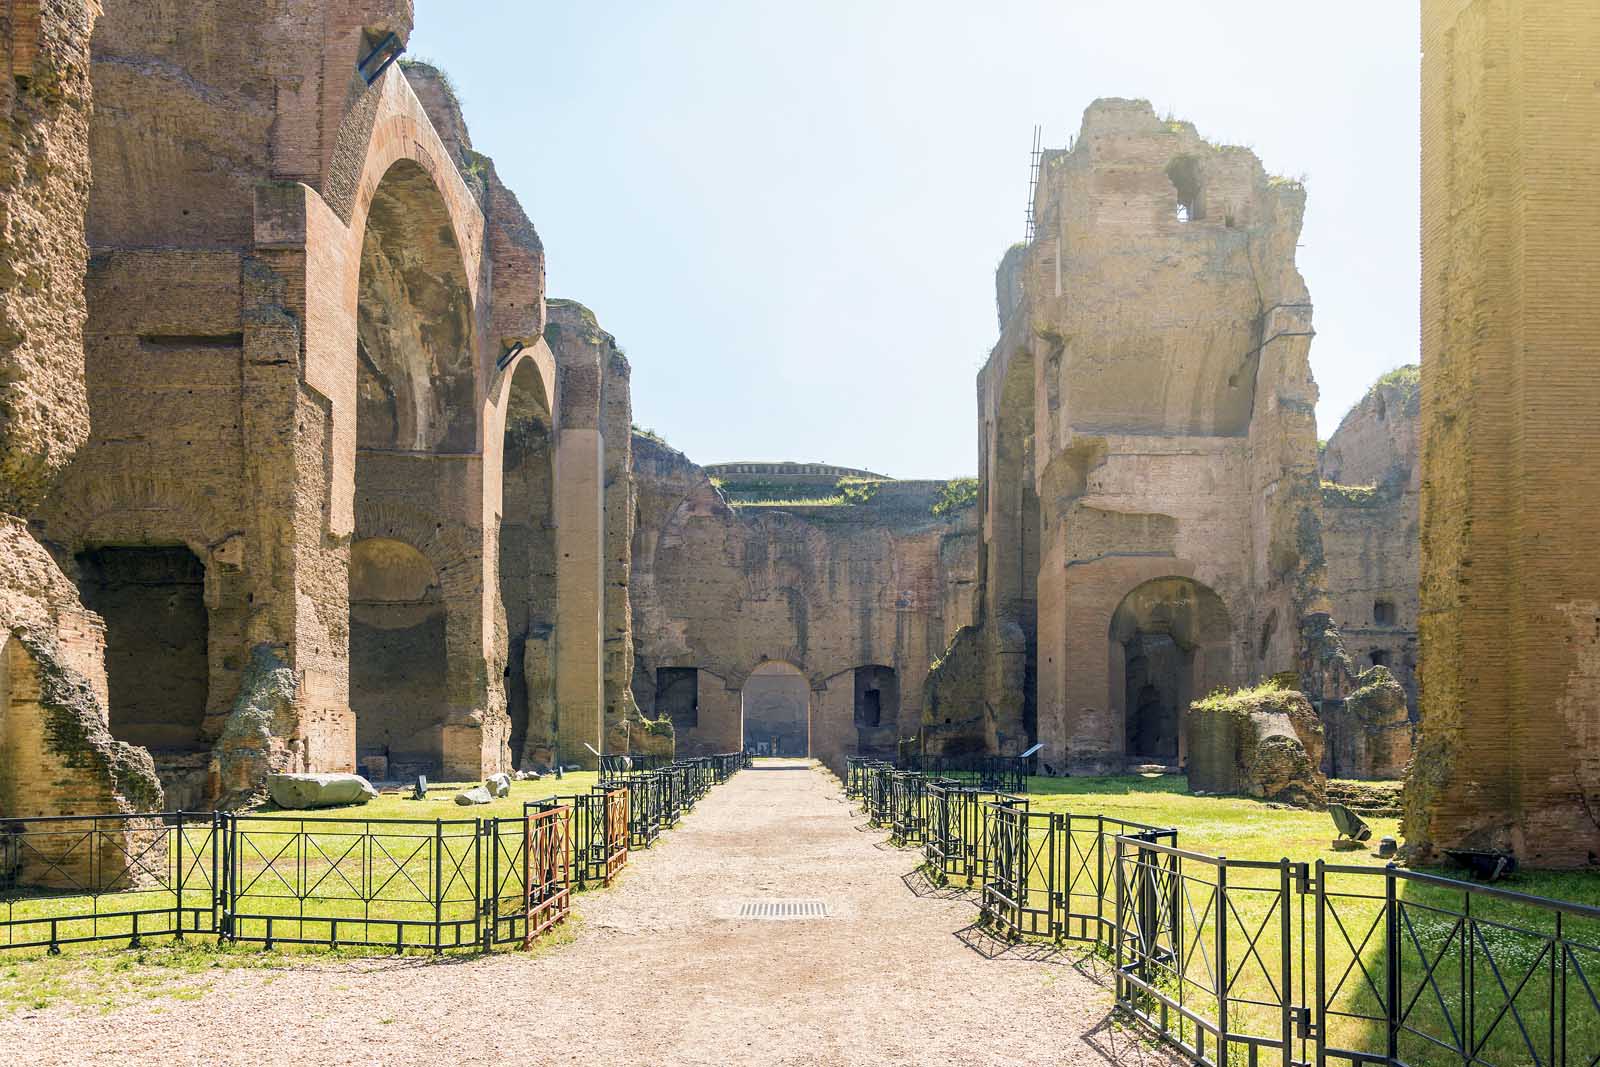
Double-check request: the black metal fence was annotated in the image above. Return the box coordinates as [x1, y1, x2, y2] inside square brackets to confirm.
[892, 753, 1030, 794]
[0, 753, 747, 956]
[850, 762, 1600, 1067]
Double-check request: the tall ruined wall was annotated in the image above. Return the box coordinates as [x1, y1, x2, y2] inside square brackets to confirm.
[1409, 0, 1600, 866]
[15, 6, 592, 802]
[955, 99, 1324, 774]
[1319, 368, 1420, 710]
[0, 0, 160, 818]
[631, 444, 978, 773]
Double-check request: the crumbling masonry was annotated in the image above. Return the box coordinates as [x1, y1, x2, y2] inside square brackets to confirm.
[4, 2, 636, 817]
[1406, 0, 1600, 867]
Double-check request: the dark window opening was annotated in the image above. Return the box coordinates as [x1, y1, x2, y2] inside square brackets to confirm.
[1369, 649, 1391, 668]
[655, 667, 699, 731]
[853, 665, 899, 758]
[76, 546, 209, 753]
[1374, 599, 1397, 626]
[1167, 156, 1205, 222]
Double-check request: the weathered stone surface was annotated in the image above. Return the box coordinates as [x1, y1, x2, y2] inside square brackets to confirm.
[1187, 685, 1326, 808]
[630, 446, 979, 776]
[0, 2, 161, 827]
[266, 773, 377, 810]
[214, 645, 300, 810]
[1319, 368, 1419, 710]
[0, 0, 95, 514]
[454, 786, 492, 806]
[1408, 0, 1600, 867]
[963, 99, 1326, 774]
[2, 8, 626, 808]
[604, 713, 674, 761]
[485, 772, 511, 798]
[1323, 667, 1412, 781]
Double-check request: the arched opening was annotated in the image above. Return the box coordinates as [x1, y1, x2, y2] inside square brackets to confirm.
[350, 158, 476, 779]
[853, 664, 898, 757]
[741, 661, 808, 757]
[499, 358, 556, 769]
[355, 159, 475, 454]
[350, 538, 447, 779]
[1109, 577, 1232, 767]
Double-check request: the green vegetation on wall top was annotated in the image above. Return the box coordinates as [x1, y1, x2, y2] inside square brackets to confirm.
[931, 477, 978, 517]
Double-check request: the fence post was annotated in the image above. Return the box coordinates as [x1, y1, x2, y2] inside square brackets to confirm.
[173, 812, 184, 942]
[1314, 859, 1326, 1067]
[1384, 864, 1399, 1064]
[1113, 833, 1126, 1006]
[1216, 859, 1229, 1066]
[433, 818, 444, 955]
[1280, 858, 1292, 1067]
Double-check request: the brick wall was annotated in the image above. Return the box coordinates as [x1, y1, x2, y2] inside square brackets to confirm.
[1409, 0, 1600, 866]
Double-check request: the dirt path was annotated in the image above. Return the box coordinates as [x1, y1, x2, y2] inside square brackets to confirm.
[2, 761, 1176, 1066]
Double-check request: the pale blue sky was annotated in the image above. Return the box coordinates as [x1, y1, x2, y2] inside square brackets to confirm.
[414, 2, 1420, 478]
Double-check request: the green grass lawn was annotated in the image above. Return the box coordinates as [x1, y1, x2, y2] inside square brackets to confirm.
[264, 771, 603, 823]
[0, 770, 630, 997]
[1001, 774, 1600, 1066]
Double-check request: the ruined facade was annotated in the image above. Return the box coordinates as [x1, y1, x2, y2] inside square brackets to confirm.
[3, 3, 627, 815]
[1319, 368, 1420, 711]
[934, 100, 1326, 775]
[1, 0, 161, 822]
[1407, 0, 1600, 866]
[630, 455, 978, 776]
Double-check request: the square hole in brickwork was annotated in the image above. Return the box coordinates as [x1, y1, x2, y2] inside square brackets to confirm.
[735, 898, 830, 920]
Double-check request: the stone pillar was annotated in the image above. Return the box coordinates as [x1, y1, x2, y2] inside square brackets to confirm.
[554, 426, 605, 768]
[1407, 0, 1600, 866]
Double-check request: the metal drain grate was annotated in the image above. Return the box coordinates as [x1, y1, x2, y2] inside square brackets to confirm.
[736, 898, 829, 920]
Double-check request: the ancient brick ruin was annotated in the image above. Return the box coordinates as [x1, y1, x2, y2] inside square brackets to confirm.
[2, 0, 1593, 871]
[1405, 0, 1600, 867]
[929, 100, 1330, 775]
[2, 2, 640, 815]
[629, 456, 977, 776]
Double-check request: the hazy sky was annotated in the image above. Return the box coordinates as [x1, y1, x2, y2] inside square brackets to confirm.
[413, 2, 1420, 478]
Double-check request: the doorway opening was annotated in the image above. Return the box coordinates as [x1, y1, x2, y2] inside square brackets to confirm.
[741, 661, 808, 757]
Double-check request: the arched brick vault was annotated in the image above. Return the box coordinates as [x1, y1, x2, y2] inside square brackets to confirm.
[36, 5, 591, 797]
[350, 498, 484, 717]
[255, 62, 533, 779]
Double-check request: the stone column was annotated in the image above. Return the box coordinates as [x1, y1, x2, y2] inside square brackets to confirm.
[1407, 0, 1600, 867]
[554, 426, 605, 768]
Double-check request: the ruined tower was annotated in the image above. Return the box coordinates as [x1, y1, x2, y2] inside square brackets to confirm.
[938, 99, 1325, 773]
[1407, 0, 1600, 866]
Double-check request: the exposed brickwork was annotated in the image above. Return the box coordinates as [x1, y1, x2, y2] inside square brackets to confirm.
[0, 1, 159, 825]
[948, 99, 1326, 774]
[12, 7, 614, 803]
[1319, 370, 1420, 711]
[1408, 0, 1600, 867]
[630, 438, 978, 776]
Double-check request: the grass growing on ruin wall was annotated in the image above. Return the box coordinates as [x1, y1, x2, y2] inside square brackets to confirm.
[1320, 480, 1391, 507]
[930, 477, 978, 517]
[715, 475, 887, 508]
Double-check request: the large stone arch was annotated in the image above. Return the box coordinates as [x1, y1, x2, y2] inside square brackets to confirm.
[1108, 575, 1234, 768]
[740, 660, 810, 757]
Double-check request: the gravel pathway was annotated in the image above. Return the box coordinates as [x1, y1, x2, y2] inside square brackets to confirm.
[2, 761, 1177, 1066]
